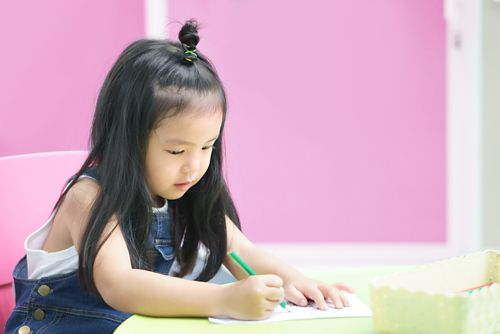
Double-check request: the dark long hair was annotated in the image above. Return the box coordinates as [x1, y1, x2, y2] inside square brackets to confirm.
[53, 19, 241, 295]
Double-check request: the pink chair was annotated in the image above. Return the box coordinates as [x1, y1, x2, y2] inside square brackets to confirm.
[0, 151, 87, 331]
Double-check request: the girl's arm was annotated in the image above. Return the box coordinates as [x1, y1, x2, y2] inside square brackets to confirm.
[223, 217, 354, 310]
[93, 222, 225, 316]
[92, 217, 283, 318]
[59, 179, 284, 320]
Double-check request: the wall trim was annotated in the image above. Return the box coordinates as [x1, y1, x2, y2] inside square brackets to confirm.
[145, 0, 168, 38]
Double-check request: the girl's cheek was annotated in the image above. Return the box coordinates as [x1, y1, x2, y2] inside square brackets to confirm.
[202, 162, 211, 176]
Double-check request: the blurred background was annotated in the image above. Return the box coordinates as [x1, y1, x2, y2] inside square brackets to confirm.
[0, 0, 498, 268]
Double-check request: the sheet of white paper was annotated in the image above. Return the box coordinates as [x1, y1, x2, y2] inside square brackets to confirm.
[209, 293, 372, 324]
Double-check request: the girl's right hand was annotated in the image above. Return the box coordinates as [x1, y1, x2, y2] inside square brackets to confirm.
[221, 274, 284, 320]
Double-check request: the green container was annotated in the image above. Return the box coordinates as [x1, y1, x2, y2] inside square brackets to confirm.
[370, 250, 500, 334]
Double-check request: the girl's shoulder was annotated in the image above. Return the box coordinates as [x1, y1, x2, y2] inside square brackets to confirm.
[66, 177, 100, 207]
[50, 176, 101, 251]
[63, 166, 101, 207]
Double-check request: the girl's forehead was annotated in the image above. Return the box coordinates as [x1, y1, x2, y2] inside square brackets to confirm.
[156, 105, 223, 128]
[154, 86, 224, 116]
[153, 108, 223, 141]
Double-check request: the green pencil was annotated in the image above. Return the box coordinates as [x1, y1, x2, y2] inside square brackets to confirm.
[229, 251, 288, 309]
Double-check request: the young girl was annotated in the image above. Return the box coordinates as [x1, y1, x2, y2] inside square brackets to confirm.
[6, 20, 353, 334]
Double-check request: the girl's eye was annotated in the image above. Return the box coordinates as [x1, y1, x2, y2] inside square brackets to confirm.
[166, 146, 214, 155]
[166, 150, 184, 155]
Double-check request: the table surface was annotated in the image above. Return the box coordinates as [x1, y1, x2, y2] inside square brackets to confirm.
[114, 265, 409, 334]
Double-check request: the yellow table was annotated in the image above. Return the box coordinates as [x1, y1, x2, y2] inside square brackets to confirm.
[115, 266, 408, 334]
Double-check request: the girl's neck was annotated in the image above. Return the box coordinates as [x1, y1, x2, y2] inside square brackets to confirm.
[153, 196, 166, 208]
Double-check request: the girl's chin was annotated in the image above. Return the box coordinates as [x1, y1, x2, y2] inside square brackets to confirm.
[163, 189, 188, 201]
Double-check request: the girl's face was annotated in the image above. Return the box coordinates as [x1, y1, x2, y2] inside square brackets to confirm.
[145, 108, 223, 204]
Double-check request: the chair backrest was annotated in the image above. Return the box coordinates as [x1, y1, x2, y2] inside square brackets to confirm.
[0, 151, 87, 328]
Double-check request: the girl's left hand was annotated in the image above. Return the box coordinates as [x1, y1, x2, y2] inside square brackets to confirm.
[283, 276, 355, 310]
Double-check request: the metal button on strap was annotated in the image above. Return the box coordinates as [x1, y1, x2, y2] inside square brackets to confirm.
[38, 284, 51, 296]
[18, 325, 32, 334]
[33, 308, 45, 321]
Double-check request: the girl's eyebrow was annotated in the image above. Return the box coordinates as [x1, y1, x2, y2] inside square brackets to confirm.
[162, 136, 219, 145]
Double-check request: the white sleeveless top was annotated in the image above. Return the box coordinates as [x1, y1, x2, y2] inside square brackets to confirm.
[25, 175, 169, 279]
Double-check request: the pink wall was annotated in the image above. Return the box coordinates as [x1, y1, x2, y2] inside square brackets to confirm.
[0, 1, 144, 156]
[0, 1, 446, 243]
[169, 0, 446, 243]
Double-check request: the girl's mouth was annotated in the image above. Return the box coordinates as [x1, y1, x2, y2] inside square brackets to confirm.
[174, 182, 192, 191]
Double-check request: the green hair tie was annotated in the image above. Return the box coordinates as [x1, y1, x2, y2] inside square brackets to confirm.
[184, 49, 198, 62]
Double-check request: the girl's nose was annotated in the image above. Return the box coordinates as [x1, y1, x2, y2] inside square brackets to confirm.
[181, 154, 201, 175]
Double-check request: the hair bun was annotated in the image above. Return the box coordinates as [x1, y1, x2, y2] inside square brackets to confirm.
[178, 19, 200, 51]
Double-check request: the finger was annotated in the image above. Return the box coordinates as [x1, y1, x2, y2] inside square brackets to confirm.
[255, 307, 276, 320]
[263, 307, 277, 316]
[333, 283, 355, 293]
[264, 286, 284, 302]
[320, 285, 344, 309]
[322, 285, 351, 307]
[264, 299, 281, 311]
[261, 274, 284, 288]
[264, 309, 275, 315]
[338, 290, 351, 307]
[302, 286, 327, 310]
[285, 284, 308, 306]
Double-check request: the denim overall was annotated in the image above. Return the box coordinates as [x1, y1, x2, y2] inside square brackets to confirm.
[5, 168, 176, 334]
